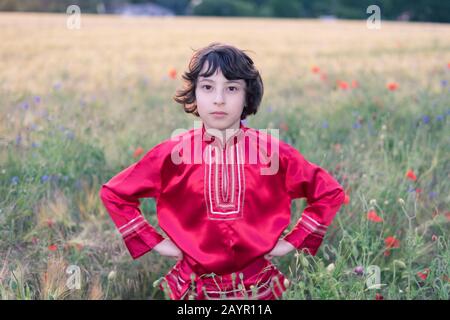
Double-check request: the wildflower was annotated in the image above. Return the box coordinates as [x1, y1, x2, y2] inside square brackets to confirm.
[168, 68, 177, 79]
[353, 266, 364, 276]
[108, 271, 117, 281]
[367, 210, 383, 223]
[48, 244, 58, 252]
[47, 218, 54, 228]
[386, 82, 399, 91]
[352, 122, 361, 129]
[417, 268, 430, 281]
[34, 96, 41, 104]
[375, 293, 384, 300]
[431, 234, 438, 241]
[53, 82, 62, 90]
[422, 115, 430, 124]
[385, 236, 400, 249]
[428, 191, 437, 200]
[321, 121, 329, 129]
[351, 80, 359, 88]
[343, 193, 350, 205]
[15, 134, 22, 146]
[326, 263, 335, 273]
[398, 198, 405, 205]
[133, 146, 144, 158]
[311, 65, 320, 74]
[405, 169, 417, 181]
[11, 176, 19, 185]
[41, 175, 49, 183]
[337, 80, 349, 90]
[436, 115, 444, 121]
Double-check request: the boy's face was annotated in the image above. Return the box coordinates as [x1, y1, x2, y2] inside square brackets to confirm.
[195, 64, 246, 131]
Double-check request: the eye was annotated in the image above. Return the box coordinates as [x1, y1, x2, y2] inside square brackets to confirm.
[201, 85, 212, 91]
[228, 86, 239, 92]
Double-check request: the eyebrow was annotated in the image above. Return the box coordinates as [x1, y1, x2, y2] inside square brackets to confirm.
[198, 78, 243, 84]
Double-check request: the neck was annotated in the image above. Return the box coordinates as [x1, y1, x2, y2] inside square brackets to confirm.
[203, 120, 242, 144]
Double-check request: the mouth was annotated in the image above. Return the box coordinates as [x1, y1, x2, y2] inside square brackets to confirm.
[211, 111, 228, 115]
[210, 112, 228, 117]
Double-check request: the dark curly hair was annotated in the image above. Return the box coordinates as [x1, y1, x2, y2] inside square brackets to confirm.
[174, 42, 264, 120]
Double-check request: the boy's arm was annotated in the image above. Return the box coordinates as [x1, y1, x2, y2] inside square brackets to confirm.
[282, 146, 346, 255]
[99, 143, 166, 259]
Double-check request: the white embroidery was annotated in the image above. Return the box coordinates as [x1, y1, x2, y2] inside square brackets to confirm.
[121, 220, 148, 238]
[205, 140, 245, 220]
[118, 215, 143, 231]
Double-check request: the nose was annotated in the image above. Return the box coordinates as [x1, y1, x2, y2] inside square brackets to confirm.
[213, 89, 225, 106]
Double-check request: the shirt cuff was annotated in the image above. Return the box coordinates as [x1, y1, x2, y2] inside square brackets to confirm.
[282, 222, 325, 256]
[122, 222, 165, 259]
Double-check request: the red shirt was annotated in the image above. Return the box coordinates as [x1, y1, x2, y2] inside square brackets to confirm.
[99, 121, 345, 277]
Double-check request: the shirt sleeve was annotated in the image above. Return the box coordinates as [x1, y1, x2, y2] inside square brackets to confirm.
[98, 143, 167, 259]
[282, 145, 345, 255]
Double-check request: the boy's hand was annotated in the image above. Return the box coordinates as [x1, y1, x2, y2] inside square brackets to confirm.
[153, 238, 184, 261]
[264, 239, 296, 260]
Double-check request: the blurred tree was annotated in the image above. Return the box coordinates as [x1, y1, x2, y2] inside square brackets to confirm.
[193, 0, 257, 17]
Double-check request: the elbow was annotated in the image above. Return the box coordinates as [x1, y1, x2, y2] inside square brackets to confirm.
[336, 186, 346, 206]
[98, 184, 111, 203]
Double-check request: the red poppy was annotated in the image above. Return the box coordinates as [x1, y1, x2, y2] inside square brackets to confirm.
[351, 80, 359, 88]
[320, 73, 328, 81]
[445, 211, 450, 221]
[387, 82, 399, 91]
[385, 236, 400, 249]
[279, 122, 289, 132]
[384, 250, 391, 257]
[168, 68, 177, 79]
[133, 146, 144, 158]
[344, 193, 350, 205]
[48, 244, 57, 252]
[337, 80, 349, 90]
[367, 210, 383, 223]
[405, 169, 417, 181]
[431, 234, 438, 241]
[375, 293, 384, 300]
[417, 268, 430, 281]
[46, 218, 54, 228]
[311, 66, 320, 74]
